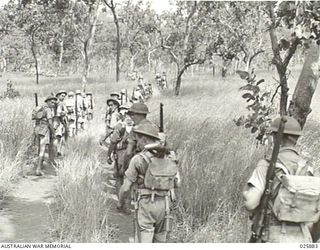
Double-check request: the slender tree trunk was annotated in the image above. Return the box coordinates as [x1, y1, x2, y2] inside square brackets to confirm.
[58, 33, 65, 75]
[290, 40, 320, 128]
[81, 0, 101, 88]
[31, 41, 39, 85]
[115, 16, 120, 81]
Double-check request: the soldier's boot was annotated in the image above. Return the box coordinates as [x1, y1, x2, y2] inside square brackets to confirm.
[36, 157, 44, 176]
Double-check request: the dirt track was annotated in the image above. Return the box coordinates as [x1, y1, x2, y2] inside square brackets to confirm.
[0, 166, 56, 242]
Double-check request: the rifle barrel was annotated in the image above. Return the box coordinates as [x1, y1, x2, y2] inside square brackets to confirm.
[160, 103, 164, 133]
[35, 93, 38, 107]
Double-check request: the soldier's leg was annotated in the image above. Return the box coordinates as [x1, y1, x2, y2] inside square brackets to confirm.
[153, 198, 167, 243]
[36, 135, 47, 175]
[137, 198, 156, 243]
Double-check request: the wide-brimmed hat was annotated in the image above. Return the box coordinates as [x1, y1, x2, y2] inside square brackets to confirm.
[56, 90, 67, 97]
[270, 116, 302, 136]
[133, 123, 160, 140]
[86, 92, 92, 95]
[75, 90, 81, 95]
[106, 98, 120, 106]
[45, 95, 57, 102]
[128, 103, 149, 114]
[110, 92, 120, 98]
[68, 91, 74, 96]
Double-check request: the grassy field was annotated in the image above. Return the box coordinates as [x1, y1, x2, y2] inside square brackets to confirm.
[1, 69, 320, 242]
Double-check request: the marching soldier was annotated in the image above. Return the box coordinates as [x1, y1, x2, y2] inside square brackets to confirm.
[243, 116, 320, 243]
[122, 103, 159, 173]
[33, 96, 56, 176]
[86, 92, 94, 120]
[106, 104, 133, 181]
[117, 123, 180, 243]
[65, 91, 76, 137]
[54, 90, 68, 157]
[100, 98, 121, 145]
[75, 90, 84, 131]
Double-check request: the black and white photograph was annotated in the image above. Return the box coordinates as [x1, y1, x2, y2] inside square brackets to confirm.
[0, 0, 319, 246]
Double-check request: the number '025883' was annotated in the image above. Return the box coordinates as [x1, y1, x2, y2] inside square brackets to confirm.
[300, 244, 319, 248]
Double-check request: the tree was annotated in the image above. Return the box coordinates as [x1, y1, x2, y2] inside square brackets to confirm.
[103, 0, 120, 81]
[157, 1, 210, 95]
[71, 0, 101, 88]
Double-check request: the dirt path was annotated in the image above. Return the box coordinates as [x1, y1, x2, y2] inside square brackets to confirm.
[98, 150, 134, 243]
[0, 165, 56, 243]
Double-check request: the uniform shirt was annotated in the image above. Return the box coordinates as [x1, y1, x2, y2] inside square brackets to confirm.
[56, 101, 67, 117]
[247, 147, 310, 193]
[65, 98, 75, 113]
[108, 111, 121, 129]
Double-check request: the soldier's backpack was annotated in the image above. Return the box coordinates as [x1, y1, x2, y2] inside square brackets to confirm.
[140, 151, 178, 191]
[32, 106, 44, 121]
[272, 157, 320, 223]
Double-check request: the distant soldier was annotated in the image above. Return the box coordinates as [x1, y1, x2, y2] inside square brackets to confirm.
[86, 92, 94, 120]
[122, 103, 159, 173]
[75, 90, 85, 131]
[117, 123, 180, 243]
[120, 89, 128, 105]
[155, 72, 161, 88]
[65, 91, 76, 137]
[33, 96, 57, 176]
[132, 86, 144, 103]
[100, 98, 121, 145]
[161, 72, 167, 89]
[53, 90, 68, 157]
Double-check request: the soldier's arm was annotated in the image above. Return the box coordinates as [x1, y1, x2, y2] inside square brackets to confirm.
[118, 177, 133, 208]
[310, 221, 320, 242]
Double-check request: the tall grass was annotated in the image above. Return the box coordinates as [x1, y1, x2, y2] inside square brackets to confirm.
[146, 71, 320, 242]
[2, 70, 320, 243]
[0, 97, 36, 199]
[49, 132, 113, 242]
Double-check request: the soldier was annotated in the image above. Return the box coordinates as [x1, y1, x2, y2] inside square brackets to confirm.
[75, 90, 84, 131]
[243, 116, 320, 243]
[86, 92, 94, 120]
[106, 104, 133, 181]
[54, 90, 68, 157]
[155, 72, 161, 88]
[122, 103, 159, 173]
[161, 72, 167, 89]
[117, 123, 180, 243]
[33, 96, 56, 176]
[120, 89, 128, 105]
[100, 98, 121, 145]
[132, 86, 144, 103]
[65, 91, 76, 137]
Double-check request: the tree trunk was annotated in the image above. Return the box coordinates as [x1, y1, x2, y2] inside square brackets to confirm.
[57, 33, 65, 75]
[115, 16, 120, 82]
[31, 41, 39, 85]
[290, 40, 320, 128]
[81, 0, 101, 88]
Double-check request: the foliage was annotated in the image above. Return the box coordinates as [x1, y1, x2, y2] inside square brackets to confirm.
[234, 70, 275, 142]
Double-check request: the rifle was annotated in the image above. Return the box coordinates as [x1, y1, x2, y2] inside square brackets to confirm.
[90, 95, 94, 119]
[160, 103, 164, 133]
[34, 93, 38, 107]
[120, 93, 123, 105]
[125, 89, 128, 103]
[75, 94, 78, 135]
[249, 116, 287, 243]
[131, 186, 140, 242]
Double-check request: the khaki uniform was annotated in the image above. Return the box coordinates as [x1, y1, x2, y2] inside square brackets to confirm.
[54, 101, 67, 137]
[34, 104, 53, 157]
[248, 147, 313, 243]
[65, 97, 76, 134]
[125, 151, 168, 243]
[110, 119, 133, 177]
